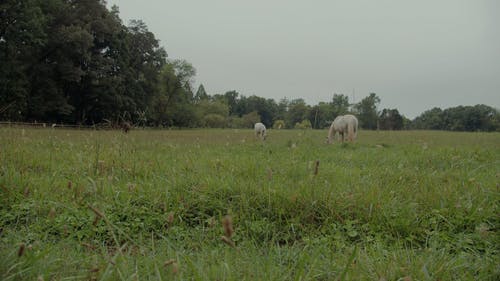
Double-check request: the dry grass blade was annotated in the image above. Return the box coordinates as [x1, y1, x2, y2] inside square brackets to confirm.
[314, 159, 320, 175]
[221, 236, 236, 248]
[171, 262, 179, 274]
[163, 259, 176, 267]
[88, 204, 104, 218]
[81, 242, 96, 250]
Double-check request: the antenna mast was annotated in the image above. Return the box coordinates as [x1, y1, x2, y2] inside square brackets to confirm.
[351, 88, 356, 111]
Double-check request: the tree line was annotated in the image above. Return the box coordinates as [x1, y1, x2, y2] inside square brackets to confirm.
[1, 0, 498, 131]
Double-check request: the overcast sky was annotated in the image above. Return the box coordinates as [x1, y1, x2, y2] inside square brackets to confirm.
[107, 0, 499, 118]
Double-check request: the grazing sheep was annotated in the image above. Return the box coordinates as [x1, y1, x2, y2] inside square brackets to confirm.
[254, 122, 267, 140]
[327, 114, 358, 143]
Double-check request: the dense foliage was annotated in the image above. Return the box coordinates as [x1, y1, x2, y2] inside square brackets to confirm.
[412, 105, 499, 132]
[1, 0, 498, 131]
[1, 0, 168, 125]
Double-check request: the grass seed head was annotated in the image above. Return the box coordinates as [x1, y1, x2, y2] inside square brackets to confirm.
[167, 212, 175, 224]
[208, 217, 216, 228]
[267, 168, 273, 180]
[48, 207, 56, 219]
[172, 262, 179, 274]
[222, 215, 234, 238]
[92, 215, 100, 226]
[127, 183, 137, 192]
[23, 186, 30, 197]
[97, 160, 105, 173]
[18, 243, 25, 257]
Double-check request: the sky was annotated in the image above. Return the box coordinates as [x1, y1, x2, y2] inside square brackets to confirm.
[107, 0, 499, 118]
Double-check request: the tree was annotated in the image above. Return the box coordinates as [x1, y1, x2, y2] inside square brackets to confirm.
[196, 99, 229, 127]
[194, 84, 208, 103]
[275, 98, 289, 121]
[412, 107, 444, 130]
[232, 95, 277, 128]
[308, 94, 350, 129]
[223, 90, 239, 116]
[353, 93, 380, 130]
[246, 95, 276, 128]
[285, 99, 310, 129]
[72, 1, 133, 124]
[441, 105, 498, 132]
[379, 108, 404, 130]
[241, 111, 260, 128]
[295, 119, 312, 129]
[0, 1, 172, 124]
[171, 59, 196, 95]
[151, 60, 196, 127]
[331, 93, 350, 117]
[0, 0, 50, 121]
[412, 105, 499, 131]
[309, 102, 333, 129]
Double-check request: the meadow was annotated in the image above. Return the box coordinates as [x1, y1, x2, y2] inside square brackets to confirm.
[0, 127, 498, 280]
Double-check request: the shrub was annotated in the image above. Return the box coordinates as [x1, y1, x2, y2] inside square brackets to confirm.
[273, 120, 285, 129]
[203, 114, 227, 128]
[294, 119, 312, 129]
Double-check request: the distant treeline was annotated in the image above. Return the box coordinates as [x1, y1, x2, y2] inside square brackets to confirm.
[411, 105, 499, 132]
[1, 0, 498, 131]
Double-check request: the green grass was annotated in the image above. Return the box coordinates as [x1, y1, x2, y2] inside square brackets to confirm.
[0, 128, 499, 280]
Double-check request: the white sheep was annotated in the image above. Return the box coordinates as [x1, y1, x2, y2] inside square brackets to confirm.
[327, 114, 358, 143]
[254, 122, 267, 140]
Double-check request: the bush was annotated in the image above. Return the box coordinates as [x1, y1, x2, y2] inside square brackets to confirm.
[227, 116, 245, 128]
[202, 114, 227, 128]
[294, 119, 312, 129]
[273, 120, 285, 129]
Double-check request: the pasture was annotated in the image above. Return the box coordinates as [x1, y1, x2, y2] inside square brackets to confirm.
[0, 127, 499, 280]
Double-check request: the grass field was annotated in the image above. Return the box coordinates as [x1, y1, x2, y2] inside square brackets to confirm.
[0, 127, 499, 280]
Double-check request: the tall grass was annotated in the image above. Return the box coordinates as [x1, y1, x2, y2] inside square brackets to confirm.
[0, 128, 498, 280]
